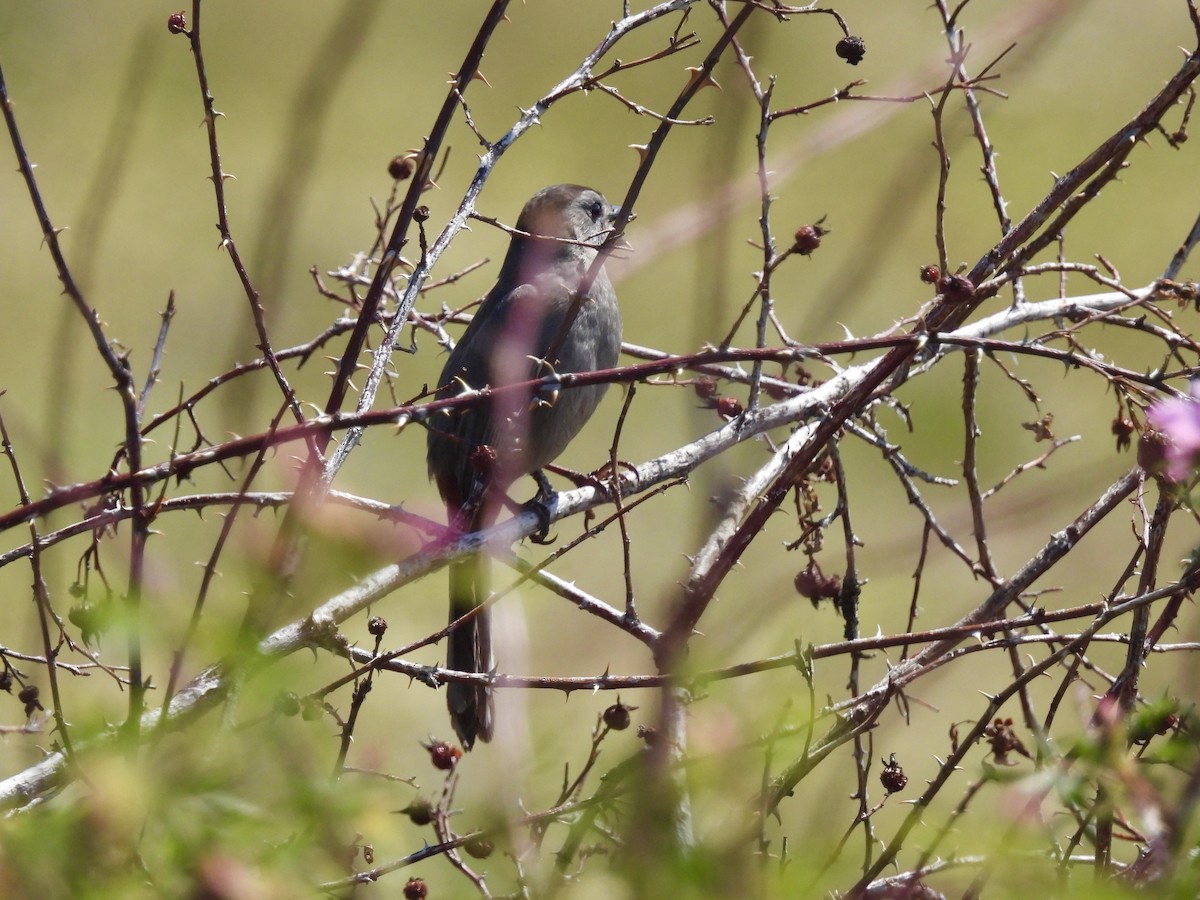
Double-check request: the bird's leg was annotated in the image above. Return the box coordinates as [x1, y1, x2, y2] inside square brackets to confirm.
[524, 469, 557, 545]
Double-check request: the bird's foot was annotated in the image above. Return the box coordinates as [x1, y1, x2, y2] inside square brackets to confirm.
[525, 469, 557, 544]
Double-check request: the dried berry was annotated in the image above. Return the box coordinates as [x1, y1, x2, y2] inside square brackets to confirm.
[400, 798, 434, 826]
[1022, 413, 1055, 443]
[368, 616, 388, 638]
[0, 671, 11, 693]
[919, 265, 941, 284]
[301, 698, 324, 722]
[983, 717, 1031, 765]
[275, 691, 301, 717]
[1137, 428, 1170, 476]
[794, 561, 841, 606]
[425, 739, 462, 771]
[18, 684, 41, 717]
[716, 395, 743, 419]
[1112, 417, 1134, 453]
[68, 602, 106, 647]
[603, 699, 637, 731]
[403, 877, 428, 900]
[636, 724, 658, 747]
[464, 836, 494, 859]
[414, 205, 431, 223]
[693, 377, 718, 401]
[880, 754, 908, 793]
[834, 35, 866, 66]
[793, 221, 829, 256]
[167, 11, 187, 34]
[388, 155, 417, 181]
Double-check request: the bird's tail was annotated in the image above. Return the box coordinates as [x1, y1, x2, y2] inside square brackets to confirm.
[447, 553, 494, 749]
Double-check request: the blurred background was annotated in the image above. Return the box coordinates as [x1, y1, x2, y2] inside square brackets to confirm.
[0, 1, 1198, 896]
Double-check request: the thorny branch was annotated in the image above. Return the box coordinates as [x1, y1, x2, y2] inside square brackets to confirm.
[2, 1, 1200, 896]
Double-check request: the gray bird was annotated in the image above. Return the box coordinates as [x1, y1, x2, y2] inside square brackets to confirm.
[427, 184, 623, 748]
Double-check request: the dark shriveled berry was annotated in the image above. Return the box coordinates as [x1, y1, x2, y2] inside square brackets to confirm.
[425, 739, 462, 771]
[403, 878, 428, 900]
[400, 799, 434, 826]
[716, 395, 743, 419]
[18, 684, 42, 716]
[464, 836, 495, 859]
[167, 11, 187, 34]
[794, 561, 841, 605]
[880, 754, 908, 793]
[1111, 417, 1134, 453]
[636, 724, 659, 747]
[603, 699, 637, 731]
[793, 223, 827, 255]
[1137, 429, 1170, 476]
[389, 155, 417, 181]
[368, 616, 388, 637]
[275, 691, 301, 717]
[835, 35, 867, 66]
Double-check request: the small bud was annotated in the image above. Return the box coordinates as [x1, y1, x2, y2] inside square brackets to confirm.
[424, 738, 462, 771]
[919, 265, 941, 284]
[403, 877, 428, 900]
[603, 699, 637, 731]
[400, 798, 434, 826]
[167, 11, 187, 34]
[362, 845, 374, 865]
[834, 35, 867, 66]
[368, 616, 388, 637]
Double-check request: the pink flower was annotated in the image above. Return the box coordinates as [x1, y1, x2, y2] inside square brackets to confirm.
[1147, 381, 1200, 481]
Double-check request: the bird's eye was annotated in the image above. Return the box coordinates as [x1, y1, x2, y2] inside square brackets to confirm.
[586, 199, 604, 221]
